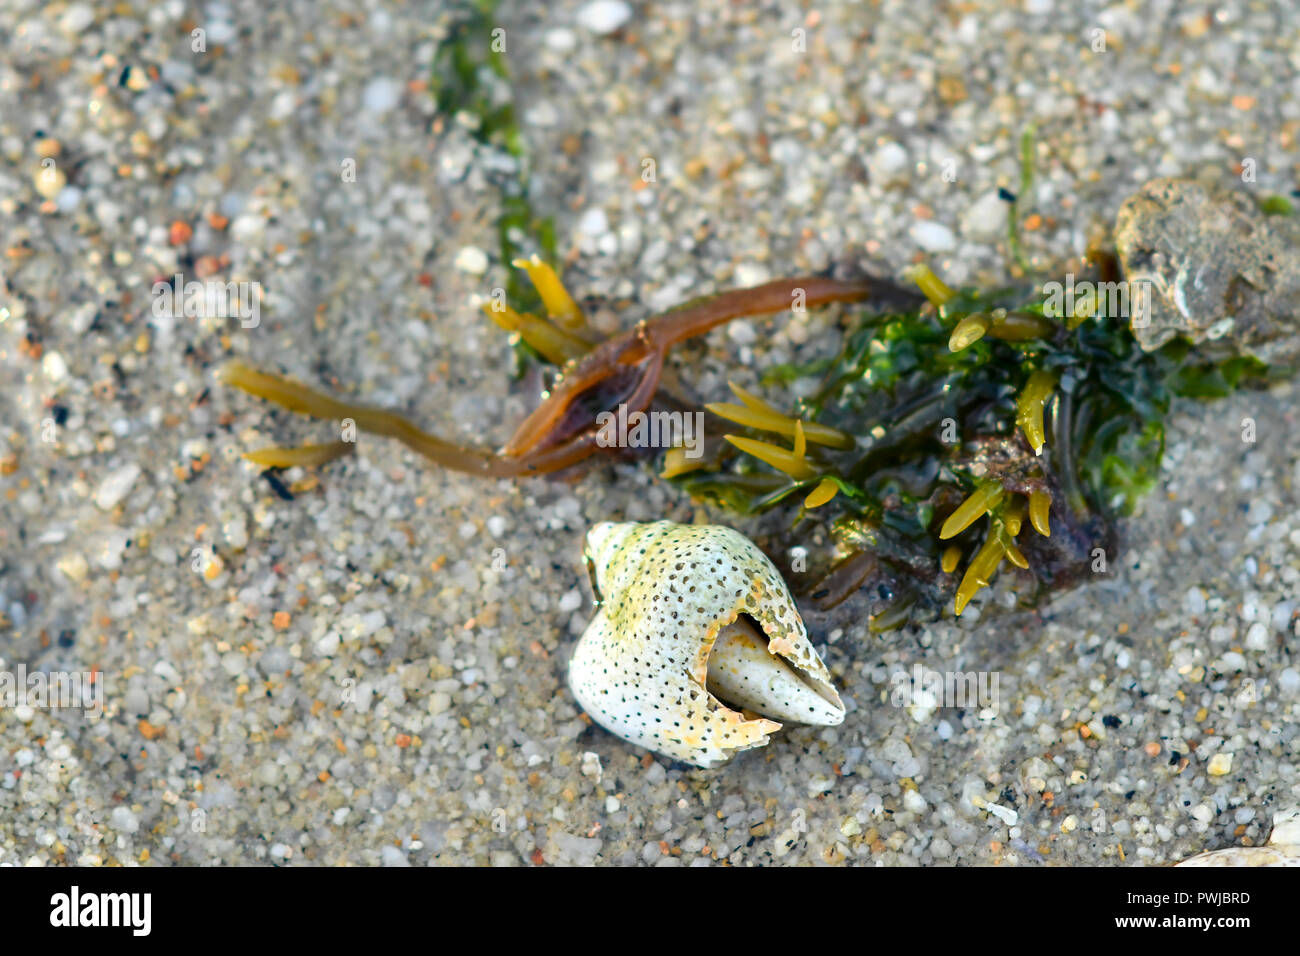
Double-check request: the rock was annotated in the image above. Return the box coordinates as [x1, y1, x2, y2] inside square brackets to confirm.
[1114, 178, 1300, 366]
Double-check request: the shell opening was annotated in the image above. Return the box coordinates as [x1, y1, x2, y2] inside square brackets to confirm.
[704, 616, 845, 726]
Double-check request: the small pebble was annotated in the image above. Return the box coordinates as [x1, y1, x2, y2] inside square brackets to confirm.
[454, 246, 489, 275]
[59, 4, 96, 33]
[362, 77, 402, 115]
[910, 221, 956, 252]
[95, 463, 141, 510]
[1207, 752, 1233, 776]
[576, 1, 632, 35]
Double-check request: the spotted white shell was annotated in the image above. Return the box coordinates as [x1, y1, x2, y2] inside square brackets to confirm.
[569, 520, 845, 768]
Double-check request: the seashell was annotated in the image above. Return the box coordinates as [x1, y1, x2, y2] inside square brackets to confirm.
[1175, 807, 1300, 867]
[569, 520, 845, 768]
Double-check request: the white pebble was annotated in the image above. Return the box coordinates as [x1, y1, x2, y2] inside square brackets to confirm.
[909, 221, 956, 252]
[95, 463, 140, 510]
[454, 246, 489, 275]
[1218, 651, 1246, 672]
[987, 803, 1018, 826]
[1207, 752, 1233, 776]
[960, 190, 1007, 240]
[59, 4, 96, 33]
[1245, 622, 1270, 651]
[42, 350, 69, 382]
[869, 141, 909, 185]
[558, 589, 583, 613]
[381, 845, 409, 866]
[576, 0, 632, 35]
[362, 77, 401, 115]
[545, 28, 578, 52]
[577, 207, 609, 237]
[110, 807, 140, 833]
[727, 321, 757, 345]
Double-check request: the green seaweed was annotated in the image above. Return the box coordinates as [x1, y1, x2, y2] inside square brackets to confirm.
[1005, 124, 1037, 274]
[1259, 194, 1295, 216]
[432, 0, 558, 372]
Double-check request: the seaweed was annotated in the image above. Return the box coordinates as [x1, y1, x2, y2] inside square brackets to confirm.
[432, 0, 557, 371]
[219, 34, 1282, 629]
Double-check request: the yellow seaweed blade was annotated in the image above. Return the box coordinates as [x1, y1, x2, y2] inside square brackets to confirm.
[659, 446, 706, 479]
[705, 402, 792, 436]
[907, 263, 956, 306]
[1003, 497, 1026, 537]
[243, 441, 355, 469]
[792, 420, 806, 460]
[218, 362, 352, 420]
[954, 534, 1005, 615]
[948, 313, 991, 352]
[728, 380, 784, 417]
[1002, 536, 1029, 569]
[1028, 489, 1052, 537]
[480, 302, 587, 365]
[804, 477, 839, 509]
[511, 255, 584, 329]
[717, 384, 855, 449]
[939, 483, 1004, 540]
[723, 434, 816, 480]
[941, 545, 961, 574]
[988, 310, 1054, 341]
[1015, 370, 1057, 455]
